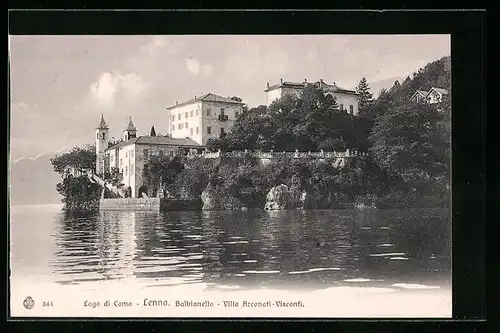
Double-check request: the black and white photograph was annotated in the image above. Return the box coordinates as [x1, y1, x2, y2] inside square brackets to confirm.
[9, 34, 452, 318]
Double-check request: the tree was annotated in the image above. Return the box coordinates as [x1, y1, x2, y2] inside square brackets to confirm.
[56, 175, 102, 212]
[50, 144, 96, 174]
[150, 126, 157, 136]
[369, 102, 449, 193]
[103, 166, 123, 186]
[143, 155, 185, 195]
[356, 77, 373, 116]
[108, 137, 123, 148]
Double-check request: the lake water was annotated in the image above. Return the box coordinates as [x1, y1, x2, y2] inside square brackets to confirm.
[9, 205, 452, 317]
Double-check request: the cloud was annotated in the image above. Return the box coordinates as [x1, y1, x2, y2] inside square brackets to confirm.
[186, 57, 201, 75]
[225, 39, 292, 82]
[186, 56, 213, 76]
[117, 73, 148, 101]
[203, 64, 213, 76]
[139, 36, 172, 58]
[89, 72, 119, 107]
[89, 71, 148, 109]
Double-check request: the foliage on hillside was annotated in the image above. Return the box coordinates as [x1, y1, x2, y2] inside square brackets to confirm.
[50, 144, 96, 174]
[55, 175, 101, 212]
[142, 155, 185, 197]
[207, 85, 374, 153]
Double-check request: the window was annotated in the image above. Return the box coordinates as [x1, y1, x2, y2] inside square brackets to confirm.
[125, 152, 128, 157]
[144, 149, 149, 158]
[220, 127, 225, 135]
[349, 105, 354, 115]
[340, 104, 344, 111]
[120, 158, 122, 167]
[101, 133, 106, 140]
[185, 122, 188, 129]
[131, 150, 134, 158]
[185, 112, 188, 118]
[124, 166, 128, 176]
[97, 133, 99, 139]
[190, 110, 193, 117]
[178, 123, 181, 129]
[130, 164, 134, 175]
[196, 109, 199, 116]
[206, 108, 211, 116]
[235, 111, 239, 118]
[207, 126, 212, 134]
[172, 125, 175, 131]
[196, 126, 199, 134]
[172, 115, 175, 122]
[178, 114, 181, 120]
[159, 149, 164, 157]
[169, 150, 174, 157]
[190, 128, 193, 136]
[220, 108, 225, 116]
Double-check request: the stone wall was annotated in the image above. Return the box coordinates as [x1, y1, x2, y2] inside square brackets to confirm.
[100, 198, 164, 211]
[99, 198, 202, 211]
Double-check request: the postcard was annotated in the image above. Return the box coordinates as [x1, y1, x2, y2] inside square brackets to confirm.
[9, 33, 452, 318]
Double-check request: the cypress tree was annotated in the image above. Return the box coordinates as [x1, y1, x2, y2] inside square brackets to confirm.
[356, 77, 374, 115]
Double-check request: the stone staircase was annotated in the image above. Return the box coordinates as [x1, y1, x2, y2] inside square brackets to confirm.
[87, 172, 124, 198]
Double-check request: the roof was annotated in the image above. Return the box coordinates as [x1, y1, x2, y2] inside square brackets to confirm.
[429, 87, 448, 95]
[264, 80, 357, 95]
[166, 93, 244, 110]
[410, 90, 429, 100]
[106, 136, 203, 151]
[96, 115, 109, 129]
[125, 117, 137, 131]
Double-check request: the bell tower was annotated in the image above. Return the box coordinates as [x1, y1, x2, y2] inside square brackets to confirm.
[95, 114, 109, 175]
[123, 117, 137, 141]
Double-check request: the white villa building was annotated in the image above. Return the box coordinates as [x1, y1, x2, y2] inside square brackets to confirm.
[409, 87, 449, 104]
[95, 115, 203, 198]
[166, 93, 245, 146]
[264, 78, 360, 116]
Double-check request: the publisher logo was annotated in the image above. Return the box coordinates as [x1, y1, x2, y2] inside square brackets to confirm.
[23, 296, 35, 310]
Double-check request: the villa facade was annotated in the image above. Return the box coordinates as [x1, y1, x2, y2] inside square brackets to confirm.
[264, 79, 360, 116]
[166, 93, 245, 146]
[95, 116, 204, 198]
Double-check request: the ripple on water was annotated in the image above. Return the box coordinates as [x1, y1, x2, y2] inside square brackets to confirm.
[391, 283, 440, 290]
[242, 270, 281, 274]
[289, 267, 343, 275]
[344, 278, 372, 282]
[369, 252, 406, 257]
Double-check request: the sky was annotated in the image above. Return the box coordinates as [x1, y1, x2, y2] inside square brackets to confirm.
[9, 35, 450, 160]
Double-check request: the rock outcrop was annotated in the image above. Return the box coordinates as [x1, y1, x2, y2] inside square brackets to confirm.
[264, 184, 308, 210]
[201, 183, 243, 210]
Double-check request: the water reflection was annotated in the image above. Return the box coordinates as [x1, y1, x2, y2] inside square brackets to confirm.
[49, 208, 451, 290]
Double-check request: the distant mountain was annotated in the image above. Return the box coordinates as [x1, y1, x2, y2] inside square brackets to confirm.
[9, 154, 63, 205]
[369, 76, 407, 98]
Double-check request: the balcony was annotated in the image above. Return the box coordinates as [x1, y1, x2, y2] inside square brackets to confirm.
[218, 114, 229, 121]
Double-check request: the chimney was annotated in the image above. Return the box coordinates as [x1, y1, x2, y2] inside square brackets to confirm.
[280, 78, 283, 84]
[267, 82, 270, 89]
[176, 101, 178, 105]
[319, 79, 324, 89]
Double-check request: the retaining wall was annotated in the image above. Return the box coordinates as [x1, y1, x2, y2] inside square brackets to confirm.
[99, 198, 202, 211]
